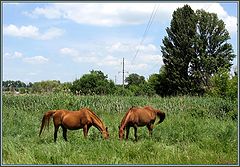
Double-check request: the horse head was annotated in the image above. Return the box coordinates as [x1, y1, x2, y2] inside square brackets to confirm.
[118, 126, 125, 140]
[102, 127, 109, 139]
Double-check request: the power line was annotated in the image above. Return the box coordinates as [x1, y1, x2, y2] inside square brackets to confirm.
[130, 4, 159, 65]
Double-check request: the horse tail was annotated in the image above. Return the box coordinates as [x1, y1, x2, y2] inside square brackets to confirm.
[39, 110, 56, 136]
[156, 110, 165, 124]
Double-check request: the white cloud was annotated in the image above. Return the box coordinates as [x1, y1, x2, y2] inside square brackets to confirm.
[60, 47, 78, 57]
[222, 16, 237, 34]
[97, 55, 121, 66]
[107, 42, 134, 53]
[59, 42, 162, 72]
[4, 51, 23, 59]
[60, 47, 116, 65]
[25, 3, 237, 35]
[23, 56, 49, 64]
[25, 3, 154, 26]
[26, 6, 62, 19]
[136, 44, 157, 53]
[125, 61, 149, 71]
[3, 24, 64, 40]
[4, 51, 49, 64]
[139, 54, 162, 63]
[4, 24, 39, 38]
[38, 27, 64, 40]
[60, 47, 98, 63]
[107, 42, 157, 54]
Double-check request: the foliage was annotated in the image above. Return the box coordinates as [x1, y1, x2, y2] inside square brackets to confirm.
[125, 73, 146, 87]
[226, 74, 237, 100]
[148, 66, 169, 96]
[71, 70, 115, 95]
[2, 94, 237, 164]
[31, 80, 62, 93]
[190, 9, 235, 94]
[160, 5, 235, 96]
[161, 5, 197, 95]
[207, 68, 238, 100]
[124, 73, 155, 96]
[128, 83, 155, 96]
[114, 85, 134, 96]
[2, 80, 27, 91]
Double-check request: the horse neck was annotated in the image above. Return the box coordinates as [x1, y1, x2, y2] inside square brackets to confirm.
[120, 110, 131, 130]
[89, 111, 105, 132]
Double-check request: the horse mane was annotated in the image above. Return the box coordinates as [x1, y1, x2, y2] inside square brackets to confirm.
[120, 107, 135, 128]
[85, 108, 104, 126]
[86, 108, 99, 117]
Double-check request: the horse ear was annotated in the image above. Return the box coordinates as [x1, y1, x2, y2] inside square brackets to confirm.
[106, 127, 108, 131]
[118, 126, 120, 129]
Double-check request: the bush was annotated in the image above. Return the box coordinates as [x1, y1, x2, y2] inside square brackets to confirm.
[207, 68, 237, 100]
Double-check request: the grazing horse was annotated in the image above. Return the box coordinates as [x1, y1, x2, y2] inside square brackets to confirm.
[119, 106, 165, 141]
[39, 108, 109, 142]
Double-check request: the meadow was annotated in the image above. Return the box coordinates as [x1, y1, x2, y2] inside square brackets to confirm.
[2, 93, 238, 165]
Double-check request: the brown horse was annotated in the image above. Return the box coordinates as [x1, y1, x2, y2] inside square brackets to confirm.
[119, 106, 165, 141]
[39, 108, 109, 142]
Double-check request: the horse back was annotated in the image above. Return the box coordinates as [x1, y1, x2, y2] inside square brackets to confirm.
[126, 107, 156, 126]
[61, 109, 91, 130]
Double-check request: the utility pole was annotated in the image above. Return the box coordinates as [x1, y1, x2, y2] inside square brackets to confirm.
[118, 57, 128, 89]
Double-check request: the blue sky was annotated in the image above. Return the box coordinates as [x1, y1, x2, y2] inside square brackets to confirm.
[2, 2, 238, 84]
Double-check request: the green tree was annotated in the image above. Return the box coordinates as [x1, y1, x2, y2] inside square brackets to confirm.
[161, 5, 235, 96]
[161, 4, 197, 95]
[2, 80, 27, 92]
[60, 82, 73, 93]
[190, 9, 235, 94]
[207, 67, 237, 100]
[71, 70, 115, 95]
[227, 72, 238, 100]
[148, 66, 168, 96]
[125, 73, 146, 87]
[128, 83, 155, 96]
[3, 80, 27, 88]
[207, 68, 229, 97]
[31, 80, 61, 93]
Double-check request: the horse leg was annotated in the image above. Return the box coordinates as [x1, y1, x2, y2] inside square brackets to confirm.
[147, 124, 154, 137]
[54, 124, 60, 142]
[61, 125, 68, 141]
[133, 125, 138, 141]
[126, 126, 130, 140]
[83, 124, 88, 138]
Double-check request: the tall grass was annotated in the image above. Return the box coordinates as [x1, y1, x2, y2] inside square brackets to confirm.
[2, 93, 238, 164]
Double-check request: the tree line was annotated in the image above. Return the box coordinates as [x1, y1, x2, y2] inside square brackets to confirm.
[2, 5, 237, 99]
[2, 67, 237, 99]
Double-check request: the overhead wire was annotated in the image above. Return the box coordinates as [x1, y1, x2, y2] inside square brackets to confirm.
[130, 4, 159, 67]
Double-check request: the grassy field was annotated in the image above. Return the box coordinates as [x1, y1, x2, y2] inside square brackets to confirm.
[2, 93, 238, 165]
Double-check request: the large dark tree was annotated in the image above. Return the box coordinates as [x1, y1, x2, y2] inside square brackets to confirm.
[190, 9, 235, 94]
[161, 5, 197, 95]
[161, 5, 235, 95]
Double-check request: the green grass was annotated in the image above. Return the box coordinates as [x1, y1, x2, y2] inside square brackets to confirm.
[2, 93, 238, 164]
